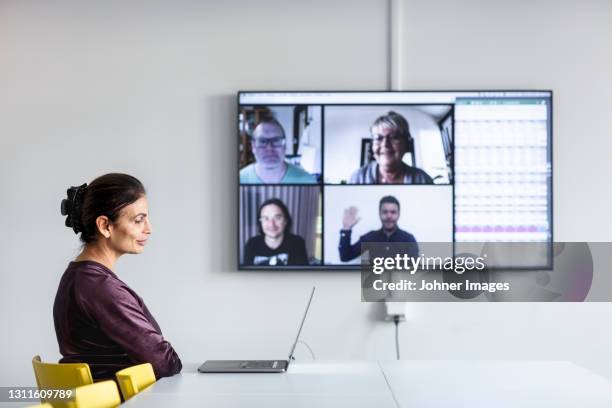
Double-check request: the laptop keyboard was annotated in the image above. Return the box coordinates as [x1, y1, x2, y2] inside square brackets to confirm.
[241, 360, 279, 369]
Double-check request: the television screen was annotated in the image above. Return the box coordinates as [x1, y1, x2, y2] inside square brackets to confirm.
[237, 91, 552, 270]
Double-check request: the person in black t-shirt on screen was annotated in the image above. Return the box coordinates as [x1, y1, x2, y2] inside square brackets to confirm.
[243, 198, 309, 266]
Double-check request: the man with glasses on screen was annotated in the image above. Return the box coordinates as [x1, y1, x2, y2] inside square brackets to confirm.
[240, 117, 317, 184]
[339, 195, 418, 262]
[349, 111, 433, 184]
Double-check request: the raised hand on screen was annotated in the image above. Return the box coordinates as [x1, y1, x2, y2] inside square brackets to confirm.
[342, 206, 361, 230]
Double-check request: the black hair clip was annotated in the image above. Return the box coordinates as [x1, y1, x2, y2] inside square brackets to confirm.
[61, 183, 87, 233]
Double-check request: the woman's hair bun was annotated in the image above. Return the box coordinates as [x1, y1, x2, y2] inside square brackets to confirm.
[60, 183, 88, 234]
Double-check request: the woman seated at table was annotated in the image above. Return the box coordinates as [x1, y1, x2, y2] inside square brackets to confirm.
[54, 173, 182, 380]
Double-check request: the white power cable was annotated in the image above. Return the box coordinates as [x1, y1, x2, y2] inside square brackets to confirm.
[297, 340, 316, 360]
[393, 315, 401, 360]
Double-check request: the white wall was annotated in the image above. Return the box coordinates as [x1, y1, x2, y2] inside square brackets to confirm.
[398, 0, 612, 379]
[1, 0, 612, 387]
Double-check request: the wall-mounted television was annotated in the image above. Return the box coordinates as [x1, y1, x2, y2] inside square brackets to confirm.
[237, 91, 553, 270]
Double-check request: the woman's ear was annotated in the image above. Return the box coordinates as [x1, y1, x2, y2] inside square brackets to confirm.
[95, 215, 112, 239]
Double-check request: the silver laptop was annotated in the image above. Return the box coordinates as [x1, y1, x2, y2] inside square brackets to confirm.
[198, 287, 315, 373]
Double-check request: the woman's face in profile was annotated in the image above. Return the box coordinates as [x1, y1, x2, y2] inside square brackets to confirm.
[372, 124, 407, 168]
[108, 196, 152, 255]
[259, 204, 286, 240]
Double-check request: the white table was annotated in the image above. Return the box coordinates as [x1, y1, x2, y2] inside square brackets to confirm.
[122, 361, 612, 407]
[379, 360, 612, 408]
[123, 361, 397, 408]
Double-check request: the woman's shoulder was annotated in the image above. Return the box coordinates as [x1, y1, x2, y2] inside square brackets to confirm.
[68, 261, 124, 293]
[68, 260, 115, 279]
[68, 261, 141, 307]
[349, 162, 376, 184]
[402, 163, 434, 184]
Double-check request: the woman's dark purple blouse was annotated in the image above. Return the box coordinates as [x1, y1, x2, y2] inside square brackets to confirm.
[53, 261, 182, 380]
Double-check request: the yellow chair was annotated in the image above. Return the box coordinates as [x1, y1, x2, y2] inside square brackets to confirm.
[25, 381, 120, 408]
[32, 355, 93, 406]
[72, 380, 121, 408]
[115, 363, 156, 400]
